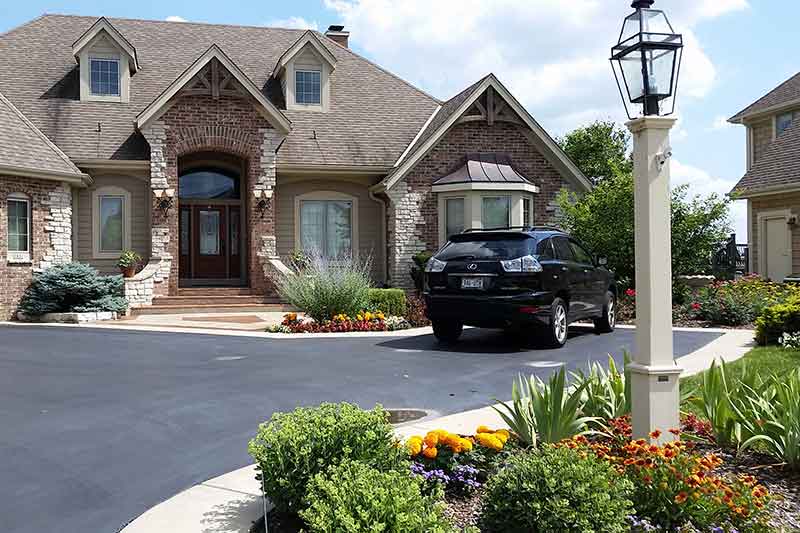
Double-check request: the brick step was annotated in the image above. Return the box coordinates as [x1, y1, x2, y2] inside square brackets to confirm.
[152, 295, 279, 306]
[177, 287, 255, 296]
[131, 302, 291, 316]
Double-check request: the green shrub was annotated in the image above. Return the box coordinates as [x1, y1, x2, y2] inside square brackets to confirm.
[274, 251, 372, 322]
[410, 251, 434, 292]
[248, 402, 405, 514]
[18, 262, 128, 316]
[479, 447, 633, 533]
[755, 295, 800, 345]
[368, 288, 407, 316]
[300, 460, 454, 533]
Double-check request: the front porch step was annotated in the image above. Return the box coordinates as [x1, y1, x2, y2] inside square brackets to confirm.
[151, 295, 278, 306]
[131, 293, 291, 316]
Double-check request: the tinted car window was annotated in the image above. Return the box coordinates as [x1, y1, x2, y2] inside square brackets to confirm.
[569, 240, 594, 265]
[437, 236, 532, 260]
[552, 237, 574, 261]
[536, 238, 555, 260]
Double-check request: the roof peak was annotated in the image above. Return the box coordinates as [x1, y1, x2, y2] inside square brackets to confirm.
[40, 13, 315, 34]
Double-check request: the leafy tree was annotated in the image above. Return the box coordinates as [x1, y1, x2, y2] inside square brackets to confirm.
[557, 172, 731, 286]
[557, 120, 633, 184]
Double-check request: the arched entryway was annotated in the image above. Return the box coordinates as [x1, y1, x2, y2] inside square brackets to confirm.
[178, 152, 247, 286]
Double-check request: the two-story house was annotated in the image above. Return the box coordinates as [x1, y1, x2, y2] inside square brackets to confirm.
[730, 72, 800, 281]
[0, 15, 590, 319]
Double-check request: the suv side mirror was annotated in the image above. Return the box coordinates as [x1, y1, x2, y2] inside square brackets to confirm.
[597, 256, 608, 266]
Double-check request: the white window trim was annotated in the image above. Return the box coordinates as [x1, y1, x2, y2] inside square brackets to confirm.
[7, 192, 32, 264]
[294, 69, 322, 106]
[437, 191, 536, 244]
[756, 208, 793, 279]
[284, 45, 331, 113]
[293, 191, 359, 256]
[78, 36, 130, 103]
[92, 186, 131, 260]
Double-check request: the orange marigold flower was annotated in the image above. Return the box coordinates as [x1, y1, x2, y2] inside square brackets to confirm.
[476, 425, 492, 434]
[649, 430, 662, 440]
[675, 492, 688, 504]
[422, 446, 437, 459]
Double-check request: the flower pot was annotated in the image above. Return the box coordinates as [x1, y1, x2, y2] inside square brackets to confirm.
[120, 265, 137, 278]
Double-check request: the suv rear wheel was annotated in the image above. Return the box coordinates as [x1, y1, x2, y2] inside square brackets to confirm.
[432, 319, 463, 343]
[594, 291, 616, 333]
[543, 298, 569, 348]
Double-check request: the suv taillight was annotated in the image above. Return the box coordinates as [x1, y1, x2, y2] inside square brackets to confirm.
[500, 255, 542, 273]
[425, 257, 447, 273]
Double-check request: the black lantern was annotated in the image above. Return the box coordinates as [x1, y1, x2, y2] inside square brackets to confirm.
[611, 0, 683, 118]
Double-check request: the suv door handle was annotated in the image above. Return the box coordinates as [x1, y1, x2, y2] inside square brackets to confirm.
[561, 266, 568, 272]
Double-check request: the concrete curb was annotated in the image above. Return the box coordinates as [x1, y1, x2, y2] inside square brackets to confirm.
[118, 328, 754, 533]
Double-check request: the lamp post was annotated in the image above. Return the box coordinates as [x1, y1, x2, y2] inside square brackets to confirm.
[610, 0, 684, 441]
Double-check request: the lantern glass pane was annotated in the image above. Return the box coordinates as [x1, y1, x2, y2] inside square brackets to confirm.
[641, 9, 673, 35]
[643, 48, 675, 97]
[620, 53, 645, 102]
[620, 12, 640, 42]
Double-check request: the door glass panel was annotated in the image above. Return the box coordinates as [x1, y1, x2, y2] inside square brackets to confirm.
[180, 210, 190, 256]
[100, 196, 124, 252]
[179, 168, 240, 199]
[445, 198, 465, 237]
[481, 196, 510, 229]
[230, 211, 239, 256]
[199, 210, 220, 255]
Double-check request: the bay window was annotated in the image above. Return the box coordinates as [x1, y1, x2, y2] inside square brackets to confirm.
[481, 196, 511, 229]
[445, 198, 465, 237]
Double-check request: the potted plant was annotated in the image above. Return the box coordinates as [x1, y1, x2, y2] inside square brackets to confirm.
[117, 250, 142, 278]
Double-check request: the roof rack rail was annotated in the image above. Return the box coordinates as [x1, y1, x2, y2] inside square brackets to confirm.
[461, 225, 564, 233]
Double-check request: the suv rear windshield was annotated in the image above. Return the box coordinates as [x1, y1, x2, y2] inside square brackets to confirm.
[437, 235, 535, 261]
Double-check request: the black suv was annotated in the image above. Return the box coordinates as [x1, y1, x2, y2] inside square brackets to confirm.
[423, 227, 617, 347]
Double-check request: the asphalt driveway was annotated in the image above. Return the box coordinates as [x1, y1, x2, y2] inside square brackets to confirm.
[0, 324, 720, 533]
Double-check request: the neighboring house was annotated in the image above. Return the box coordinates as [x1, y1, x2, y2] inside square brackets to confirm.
[0, 15, 590, 319]
[730, 71, 800, 282]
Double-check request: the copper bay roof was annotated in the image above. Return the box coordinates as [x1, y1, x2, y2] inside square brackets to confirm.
[433, 153, 535, 186]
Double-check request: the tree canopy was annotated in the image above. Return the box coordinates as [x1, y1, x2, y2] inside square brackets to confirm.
[557, 120, 632, 184]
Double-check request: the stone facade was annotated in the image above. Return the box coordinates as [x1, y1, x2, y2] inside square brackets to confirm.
[137, 92, 285, 302]
[386, 120, 577, 288]
[0, 177, 73, 320]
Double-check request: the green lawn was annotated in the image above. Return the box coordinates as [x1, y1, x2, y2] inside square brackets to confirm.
[681, 346, 800, 393]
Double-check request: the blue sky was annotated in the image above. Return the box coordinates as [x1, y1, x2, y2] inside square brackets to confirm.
[2, 1, 794, 239]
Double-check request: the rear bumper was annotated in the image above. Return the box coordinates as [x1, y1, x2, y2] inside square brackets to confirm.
[424, 291, 554, 328]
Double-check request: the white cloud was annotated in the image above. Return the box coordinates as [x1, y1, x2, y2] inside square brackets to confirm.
[671, 159, 746, 237]
[710, 115, 734, 130]
[266, 16, 319, 30]
[165, 15, 188, 23]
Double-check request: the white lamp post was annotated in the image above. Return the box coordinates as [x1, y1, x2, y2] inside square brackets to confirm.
[610, 0, 684, 440]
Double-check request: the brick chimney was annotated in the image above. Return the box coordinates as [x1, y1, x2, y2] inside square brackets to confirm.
[324, 25, 349, 48]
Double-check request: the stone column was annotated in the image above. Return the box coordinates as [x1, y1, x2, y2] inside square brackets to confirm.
[141, 120, 174, 296]
[626, 116, 682, 441]
[40, 183, 73, 270]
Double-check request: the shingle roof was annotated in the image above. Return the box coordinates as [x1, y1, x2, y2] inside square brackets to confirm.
[0, 15, 439, 167]
[433, 153, 533, 185]
[731, 120, 800, 195]
[730, 71, 800, 122]
[0, 90, 84, 177]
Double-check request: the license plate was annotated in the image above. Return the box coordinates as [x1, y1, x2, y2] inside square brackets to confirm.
[461, 277, 484, 289]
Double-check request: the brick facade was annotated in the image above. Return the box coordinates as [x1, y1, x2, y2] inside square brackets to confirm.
[0, 177, 72, 320]
[386, 120, 577, 287]
[139, 93, 284, 298]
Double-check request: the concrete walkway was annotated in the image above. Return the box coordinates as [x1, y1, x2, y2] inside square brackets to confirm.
[119, 327, 755, 533]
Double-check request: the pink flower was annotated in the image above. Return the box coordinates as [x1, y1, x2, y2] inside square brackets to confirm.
[691, 302, 701, 310]
[625, 288, 636, 298]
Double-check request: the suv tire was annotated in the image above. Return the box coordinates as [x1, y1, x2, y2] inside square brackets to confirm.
[544, 298, 569, 348]
[432, 320, 463, 343]
[594, 291, 616, 334]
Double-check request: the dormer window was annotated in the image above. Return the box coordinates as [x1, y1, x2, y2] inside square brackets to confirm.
[90, 58, 120, 96]
[295, 70, 321, 105]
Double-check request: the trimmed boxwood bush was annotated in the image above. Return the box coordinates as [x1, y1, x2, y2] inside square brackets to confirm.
[247, 402, 406, 514]
[18, 262, 128, 316]
[755, 295, 800, 345]
[479, 446, 633, 533]
[300, 460, 455, 533]
[368, 288, 407, 316]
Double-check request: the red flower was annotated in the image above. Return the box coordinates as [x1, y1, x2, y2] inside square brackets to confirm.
[625, 288, 636, 297]
[691, 302, 701, 310]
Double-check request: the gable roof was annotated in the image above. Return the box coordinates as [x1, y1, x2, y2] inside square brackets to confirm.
[730, 120, 800, 196]
[0, 91, 89, 185]
[0, 15, 439, 166]
[730, 71, 800, 123]
[275, 30, 337, 76]
[379, 74, 591, 193]
[136, 44, 291, 133]
[72, 17, 139, 73]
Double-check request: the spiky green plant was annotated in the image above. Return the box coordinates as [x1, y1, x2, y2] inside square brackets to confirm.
[492, 366, 598, 447]
[571, 353, 632, 420]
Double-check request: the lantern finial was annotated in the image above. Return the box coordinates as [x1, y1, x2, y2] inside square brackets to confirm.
[631, 0, 654, 8]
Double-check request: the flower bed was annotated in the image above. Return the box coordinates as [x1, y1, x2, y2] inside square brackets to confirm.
[266, 310, 413, 333]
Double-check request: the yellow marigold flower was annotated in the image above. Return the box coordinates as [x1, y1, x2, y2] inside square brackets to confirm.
[407, 438, 422, 456]
[494, 432, 509, 445]
[460, 438, 473, 452]
[422, 446, 438, 459]
[476, 425, 493, 434]
[423, 433, 439, 447]
[475, 433, 503, 451]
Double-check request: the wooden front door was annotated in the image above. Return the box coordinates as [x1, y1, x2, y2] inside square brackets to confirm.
[179, 204, 243, 282]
